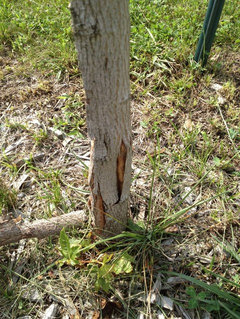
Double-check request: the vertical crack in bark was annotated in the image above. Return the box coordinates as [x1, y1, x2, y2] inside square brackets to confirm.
[89, 178, 106, 233]
[93, 189, 106, 234]
[88, 139, 95, 192]
[104, 57, 108, 69]
[88, 140, 106, 234]
[117, 140, 127, 201]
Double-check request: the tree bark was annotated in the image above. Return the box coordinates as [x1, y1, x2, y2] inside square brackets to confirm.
[70, 0, 132, 236]
[0, 211, 86, 246]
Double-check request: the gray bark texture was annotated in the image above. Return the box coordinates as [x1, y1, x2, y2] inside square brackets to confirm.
[0, 211, 86, 246]
[70, 0, 132, 236]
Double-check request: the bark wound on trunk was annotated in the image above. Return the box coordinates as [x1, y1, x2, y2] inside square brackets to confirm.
[88, 140, 106, 232]
[93, 190, 106, 233]
[89, 139, 129, 235]
[117, 141, 127, 201]
[70, 0, 131, 236]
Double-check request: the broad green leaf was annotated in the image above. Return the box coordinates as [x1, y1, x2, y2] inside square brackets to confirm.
[186, 286, 196, 297]
[59, 228, 70, 259]
[197, 291, 207, 300]
[113, 253, 133, 274]
[188, 298, 198, 309]
[95, 277, 110, 293]
[69, 238, 81, 247]
[99, 264, 114, 278]
[70, 246, 81, 260]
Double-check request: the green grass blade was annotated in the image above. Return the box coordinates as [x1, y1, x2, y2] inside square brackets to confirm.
[167, 272, 240, 306]
[218, 301, 240, 319]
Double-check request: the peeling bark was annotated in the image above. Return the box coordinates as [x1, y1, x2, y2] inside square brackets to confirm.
[70, 0, 132, 236]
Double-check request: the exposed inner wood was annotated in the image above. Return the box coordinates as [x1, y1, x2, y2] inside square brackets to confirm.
[117, 140, 127, 201]
[88, 140, 106, 232]
[93, 190, 106, 234]
[88, 140, 128, 233]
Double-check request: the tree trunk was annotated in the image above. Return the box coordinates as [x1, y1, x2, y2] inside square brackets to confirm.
[70, 0, 132, 236]
[0, 211, 86, 246]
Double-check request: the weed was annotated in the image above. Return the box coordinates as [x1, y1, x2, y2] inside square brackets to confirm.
[0, 178, 17, 214]
[58, 229, 134, 293]
[5, 120, 28, 132]
[32, 128, 48, 146]
[1, 154, 19, 175]
[169, 272, 240, 318]
[34, 169, 71, 214]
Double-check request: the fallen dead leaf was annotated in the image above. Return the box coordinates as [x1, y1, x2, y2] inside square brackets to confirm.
[183, 118, 193, 131]
[92, 311, 100, 319]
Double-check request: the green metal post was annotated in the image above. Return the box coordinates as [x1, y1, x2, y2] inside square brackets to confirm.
[194, 0, 215, 62]
[194, 0, 225, 66]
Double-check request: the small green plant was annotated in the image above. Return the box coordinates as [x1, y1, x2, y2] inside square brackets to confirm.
[5, 119, 28, 132]
[89, 252, 133, 293]
[169, 272, 240, 318]
[58, 228, 91, 266]
[0, 178, 17, 214]
[186, 286, 220, 312]
[213, 236, 240, 264]
[33, 129, 48, 146]
[50, 94, 85, 137]
[35, 170, 69, 213]
[58, 229, 134, 292]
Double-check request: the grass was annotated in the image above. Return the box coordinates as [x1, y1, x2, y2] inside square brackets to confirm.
[0, 178, 16, 214]
[0, 0, 75, 74]
[0, 0, 240, 318]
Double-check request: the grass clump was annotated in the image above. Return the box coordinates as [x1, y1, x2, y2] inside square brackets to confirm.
[0, 178, 16, 214]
